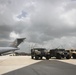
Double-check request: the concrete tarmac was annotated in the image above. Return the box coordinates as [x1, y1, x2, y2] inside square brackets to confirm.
[0, 56, 76, 75]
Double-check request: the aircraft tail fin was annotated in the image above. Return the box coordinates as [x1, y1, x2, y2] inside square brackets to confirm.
[10, 38, 26, 47]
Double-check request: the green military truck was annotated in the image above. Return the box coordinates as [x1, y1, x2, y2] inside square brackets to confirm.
[49, 48, 71, 59]
[31, 48, 50, 60]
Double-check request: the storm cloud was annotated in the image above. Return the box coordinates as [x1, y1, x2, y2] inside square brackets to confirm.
[0, 0, 76, 52]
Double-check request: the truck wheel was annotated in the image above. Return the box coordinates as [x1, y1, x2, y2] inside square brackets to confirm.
[61, 55, 64, 58]
[66, 55, 71, 59]
[72, 54, 76, 59]
[35, 55, 39, 60]
[40, 56, 42, 60]
[46, 56, 49, 60]
[50, 56, 51, 59]
[56, 53, 61, 59]
[31, 56, 34, 59]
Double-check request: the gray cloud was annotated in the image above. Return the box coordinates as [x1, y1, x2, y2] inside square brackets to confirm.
[0, 0, 76, 52]
[0, 25, 13, 39]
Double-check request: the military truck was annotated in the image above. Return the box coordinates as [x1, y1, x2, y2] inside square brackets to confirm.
[49, 48, 71, 59]
[31, 48, 50, 60]
[70, 49, 76, 59]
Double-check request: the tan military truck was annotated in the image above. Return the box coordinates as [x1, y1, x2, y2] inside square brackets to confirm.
[66, 49, 76, 59]
[71, 49, 76, 59]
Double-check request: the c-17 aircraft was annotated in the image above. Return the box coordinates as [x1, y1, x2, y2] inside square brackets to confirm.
[0, 38, 25, 56]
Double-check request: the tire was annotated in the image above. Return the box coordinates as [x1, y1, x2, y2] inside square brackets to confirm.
[61, 55, 64, 58]
[72, 54, 76, 59]
[46, 56, 49, 60]
[66, 55, 71, 59]
[50, 56, 51, 59]
[56, 53, 61, 59]
[40, 56, 42, 60]
[31, 56, 34, 59]
[35, 55, 39, 60]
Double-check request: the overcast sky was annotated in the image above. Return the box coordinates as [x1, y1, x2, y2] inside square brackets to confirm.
[0, 0, 76, 52]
